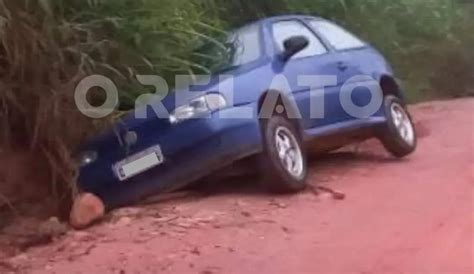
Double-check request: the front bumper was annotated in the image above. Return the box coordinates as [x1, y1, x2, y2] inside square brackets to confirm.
[78, 105, 262, 208]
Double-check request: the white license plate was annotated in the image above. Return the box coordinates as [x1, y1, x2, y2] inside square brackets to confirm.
[115, 146, 164, 181]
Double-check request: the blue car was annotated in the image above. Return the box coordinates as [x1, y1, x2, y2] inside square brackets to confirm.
[78, 15, 417, 209]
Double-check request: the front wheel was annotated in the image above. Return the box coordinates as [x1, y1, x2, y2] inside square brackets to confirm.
[378, 95, 417, 158]
[259, 115, 308, 193]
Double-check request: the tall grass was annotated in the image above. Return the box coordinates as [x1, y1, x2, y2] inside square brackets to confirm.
[0, 0, 88, 208]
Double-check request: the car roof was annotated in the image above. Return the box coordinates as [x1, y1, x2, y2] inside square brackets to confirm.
[260, 14, 323, 22]
[234, 15, 323, 32]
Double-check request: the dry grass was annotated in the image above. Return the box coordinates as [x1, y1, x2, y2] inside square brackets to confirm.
[0, 1, 98, 212]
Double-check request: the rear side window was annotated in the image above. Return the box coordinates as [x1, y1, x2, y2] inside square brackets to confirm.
[309, 20, 366, 51]
[272, 20, 328, 59]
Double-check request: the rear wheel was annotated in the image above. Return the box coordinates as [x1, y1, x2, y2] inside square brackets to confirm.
[259, 115, 308, 193]
[379, 95, 417, 158]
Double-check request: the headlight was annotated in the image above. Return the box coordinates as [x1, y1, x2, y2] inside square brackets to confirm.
[169, 93, 227, 124]
[78, 151, 98, 167]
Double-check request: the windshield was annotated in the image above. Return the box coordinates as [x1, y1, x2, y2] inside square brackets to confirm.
[227, 23, 262, 67]
[194, 23, 262, 74]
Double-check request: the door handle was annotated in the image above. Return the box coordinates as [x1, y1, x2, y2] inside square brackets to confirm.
[337, 61, 349, 71]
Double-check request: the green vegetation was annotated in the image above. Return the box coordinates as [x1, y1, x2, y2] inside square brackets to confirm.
[0, 0, 472, 210]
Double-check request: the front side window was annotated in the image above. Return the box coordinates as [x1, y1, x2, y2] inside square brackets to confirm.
[272, 20, 328, 59]
[309, 20, 366, 51]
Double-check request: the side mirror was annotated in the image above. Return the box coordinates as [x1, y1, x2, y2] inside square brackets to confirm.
[281, 36, 309, 62]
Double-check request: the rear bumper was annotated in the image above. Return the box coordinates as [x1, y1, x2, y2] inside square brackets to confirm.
[78, 105, 262, 208]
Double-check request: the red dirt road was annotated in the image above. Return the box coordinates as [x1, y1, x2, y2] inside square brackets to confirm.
[4, 99, 474, 274]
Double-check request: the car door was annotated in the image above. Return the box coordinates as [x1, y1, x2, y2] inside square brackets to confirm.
[270, 19, 350, 130]
[308, 19, 377, 121]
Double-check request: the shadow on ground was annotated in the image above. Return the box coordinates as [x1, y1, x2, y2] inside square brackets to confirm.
[140, 145, 399, 207]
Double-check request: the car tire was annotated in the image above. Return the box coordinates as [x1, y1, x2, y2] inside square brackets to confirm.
[378, 95, 417, 158]
[259, 115, 308, 193]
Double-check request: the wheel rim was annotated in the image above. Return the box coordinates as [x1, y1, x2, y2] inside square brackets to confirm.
[390, 103, 415, 146]
[274, 126, 304, 179]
